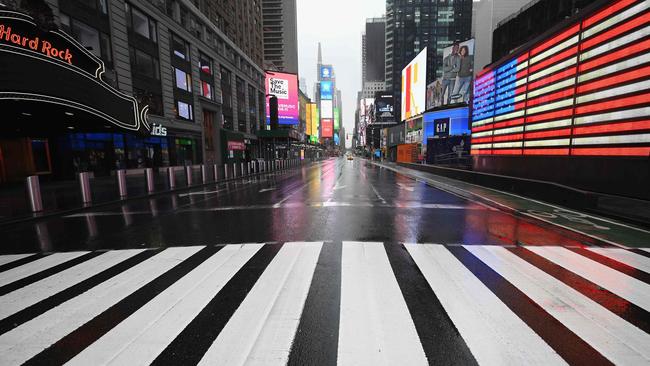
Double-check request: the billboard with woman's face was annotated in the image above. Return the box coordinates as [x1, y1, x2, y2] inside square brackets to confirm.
[427, 39, 475, 109]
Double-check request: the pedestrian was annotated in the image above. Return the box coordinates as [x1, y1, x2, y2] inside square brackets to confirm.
[452, 45, 474, 103]
[440, 43, 460, 105]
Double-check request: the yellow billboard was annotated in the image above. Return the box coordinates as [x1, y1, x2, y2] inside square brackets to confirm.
[306, 102, 312, 136]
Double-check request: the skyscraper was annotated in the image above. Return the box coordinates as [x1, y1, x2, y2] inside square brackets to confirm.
[363, 17, 386, 84]
[385, 0, 472, 121]
[261, 0, 299, 73]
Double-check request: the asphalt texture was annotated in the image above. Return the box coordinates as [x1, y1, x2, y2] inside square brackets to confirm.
[0, 157, 589, 254]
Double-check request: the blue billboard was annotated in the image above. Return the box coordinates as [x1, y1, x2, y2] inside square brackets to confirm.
[423, 107, 470, 144]
[320, 81, 333, 100]
[320, 66, 333, 80]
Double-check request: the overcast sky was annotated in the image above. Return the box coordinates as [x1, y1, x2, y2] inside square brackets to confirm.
[297, 0, 386, 148]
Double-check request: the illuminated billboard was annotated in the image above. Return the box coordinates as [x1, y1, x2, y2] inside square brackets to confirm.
[306, 102, 313, 136]
[401, 47, 427, 120]
[320, 65, 333, 80]
[334, 107, 340, 130]
[471, 0, 650, 157]
[428, 39, 475, 109]
[311, 104, 319, 139]
[320, 81, 333, 100]
[321, 100, 333, 119]
[265, 71, 299, 125]
[322, 119, 334, 138]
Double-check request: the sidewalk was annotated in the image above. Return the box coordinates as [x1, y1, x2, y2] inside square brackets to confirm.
[370, 160, 650, 248]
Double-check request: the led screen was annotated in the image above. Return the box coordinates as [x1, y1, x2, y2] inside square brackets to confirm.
[424, 107, 471, 144]
[321, 100, 333, 119]
[320, 81, 333, 100]
[471, 0, 650, 157]
[401, 47, 427, 120]
[428, 39, 475, 109]
[334, 107, 340, 130]
[311, 104, 319, 139]
[306, 102, 313, 136]
[321, 65, 333, 80]
[322, 119, 333, 138]
[265, 71, 299, 125]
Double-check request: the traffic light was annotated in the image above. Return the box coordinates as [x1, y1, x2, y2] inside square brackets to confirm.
[269, 95, 279, 130]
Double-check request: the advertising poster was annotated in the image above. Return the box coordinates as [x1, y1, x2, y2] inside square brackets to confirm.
[321, 100, 333, 119]
[429, 39, 475, 109]
[320, 81, 333, 100]
[265, 71, 299, 125]
[320, 65, 333, 80]
[322, 119, 334, 138]
[311, 104, 319, 139]
[306, 102, 313, 136]
[401, 47, 427, 120]
[375, 94, 394, 122]
[334, 107, 340, 130]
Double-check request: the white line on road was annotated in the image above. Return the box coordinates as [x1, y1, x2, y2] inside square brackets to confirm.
[0, 254, 33, 267]
[405, 244, 564, 365]
[0, 252, 89, 288]
[397, 183, 415, 192]
[586, 248, 650, 273]
[369, 183, 387, 204]
[527, 247, 650, 311]
[467, 245, 650, 364]
[258, 188, 277, 193]
[199, 242, 322, 366]
[67, 244, 263, 366]
[338, 242, 428, 366]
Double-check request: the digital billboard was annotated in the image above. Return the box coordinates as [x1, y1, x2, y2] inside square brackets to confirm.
[423, 107, 470, 145]
[471, 0, 650, 157]
[401, 47, 427, 120]
[322, 119, 334, 138]
[320, 65, 333, 80]
[334, 107, 340, 130]
[428, 39, 475, 109]
[311, 104, 319, 139]
[265, 71, 299, 125]
[321, 100, 333, 119]
[375, 95, 395, 122]
[306, 102, 313, 136]
[320, 81, 333, 100]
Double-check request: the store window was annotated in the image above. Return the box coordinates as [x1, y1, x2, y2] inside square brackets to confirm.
[125, 3, 157, 42]
[176, 100, 193, 120]
[174, 68, 192, 92]
[171, 33, 190, 61]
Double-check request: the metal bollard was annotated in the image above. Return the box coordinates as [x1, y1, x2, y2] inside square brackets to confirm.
[79, 172, 92, 204]
[232, 163, 237, 178]
[201, 165, 207, 183]
[145, 168, 155, 193]
[117, 169, 127, 198]
[252, 161, 256, 174]
[224, 164, 229, 180]
[213, 164, 219, 181]
[26, 175, 43, 212]
[168, 167, 176, 189]
[185, 166, 193, 186]
[241, 162, 245, 177]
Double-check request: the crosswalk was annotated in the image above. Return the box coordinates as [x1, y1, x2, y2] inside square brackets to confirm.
[0, 242, 649, 365]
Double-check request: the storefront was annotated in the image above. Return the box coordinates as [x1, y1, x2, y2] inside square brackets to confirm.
[221, 129, 258, 163]
[0, 9, 150, 182]
[257, 128, 304, 160]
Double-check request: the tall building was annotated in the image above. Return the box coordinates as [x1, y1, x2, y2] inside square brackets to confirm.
[316, 43, 338, 147]
[191, 0, 264, 68]
[385, 0, 472, 121]
[363, 17, 386, 84]
[0, 0, 267, 182]
[492, 0, 598, 62]
[261, 0, 299, 73]
[471, 0, 530, 74]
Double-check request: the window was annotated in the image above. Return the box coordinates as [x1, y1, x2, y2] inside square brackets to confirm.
[171, 33, 190, 61]
[130, 47, 160, 80]
[134, 88, 163, 116]
[200, 81, 212, 99]
[61, 15, 112, 64]
[126, 3, 157, 42]
[174, 68, 191, 92]
[176, 100, 193, 120]
[199, 53, 212, 75]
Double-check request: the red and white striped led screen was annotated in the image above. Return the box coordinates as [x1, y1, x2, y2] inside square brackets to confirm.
[471, 0, 650, 157]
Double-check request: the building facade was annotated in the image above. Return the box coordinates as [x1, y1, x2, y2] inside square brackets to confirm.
[363, 17, 385, 84]
[385, 0, 472, 122]
[0, 0, 266, 182]
[261, 0, 299, 74]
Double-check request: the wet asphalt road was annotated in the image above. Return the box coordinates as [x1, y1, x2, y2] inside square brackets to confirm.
[0, 157, 586, 254]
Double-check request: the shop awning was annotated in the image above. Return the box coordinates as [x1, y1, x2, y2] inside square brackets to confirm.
[0, 9, 149, 136]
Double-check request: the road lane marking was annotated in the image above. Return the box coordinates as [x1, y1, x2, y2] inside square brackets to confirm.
[0, 249, 145, 321]
[258, 188, 277, 193]
[467, 245, 650, 364]
[0, 247, 203, 366]
[527, 247, 650, 311]
[178, 189, 226, 197]
[67, 244, 263, 366]
[586, 248, 650, 273]
[198, 242, 322, 365]
[338, 242, 427, 366]
[0, 252, 89, 288]
[397, 183, 415, 192]
[0, 254, 34, 267]
[369, 183, 387, 204]
[405, 244, 565, 365]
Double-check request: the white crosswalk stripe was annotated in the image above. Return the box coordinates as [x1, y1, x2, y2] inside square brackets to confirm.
[0, 243, 648, 365]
